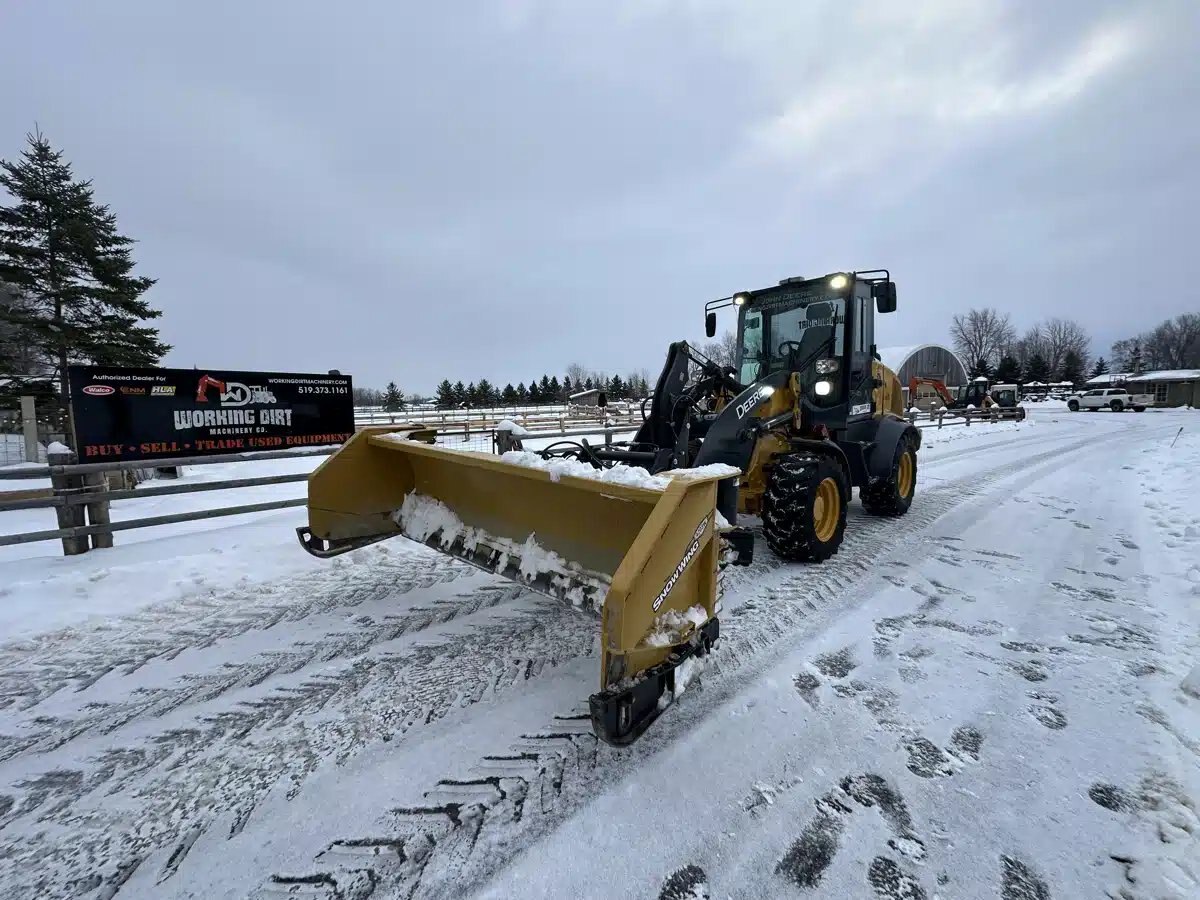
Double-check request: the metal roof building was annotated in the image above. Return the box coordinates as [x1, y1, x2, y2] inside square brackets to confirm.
[878, 343, 969, 388]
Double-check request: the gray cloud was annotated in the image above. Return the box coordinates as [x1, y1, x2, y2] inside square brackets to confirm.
[2, 0, 1195, 389]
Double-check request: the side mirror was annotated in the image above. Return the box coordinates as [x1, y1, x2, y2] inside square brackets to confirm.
[705, 312, 717, 338]
[597, 391, 608, 408]
[872, 281, 897, 314]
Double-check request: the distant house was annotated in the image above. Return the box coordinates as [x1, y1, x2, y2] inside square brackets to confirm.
[1126, 370, 1200, 408]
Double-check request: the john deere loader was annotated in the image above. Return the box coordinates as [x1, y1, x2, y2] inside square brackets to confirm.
[298, 269, 919, 745]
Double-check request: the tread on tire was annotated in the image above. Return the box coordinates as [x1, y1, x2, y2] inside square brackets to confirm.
[762, 454, 848, 562]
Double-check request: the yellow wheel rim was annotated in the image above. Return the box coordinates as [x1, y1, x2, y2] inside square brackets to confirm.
[897, 451, 914, 499]
[812, 477, 840, 543]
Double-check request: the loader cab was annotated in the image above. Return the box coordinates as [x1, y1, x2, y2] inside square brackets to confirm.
[706, 271, 897, 426]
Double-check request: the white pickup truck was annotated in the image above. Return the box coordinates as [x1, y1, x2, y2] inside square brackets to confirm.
[1066, 387, 1152, 412]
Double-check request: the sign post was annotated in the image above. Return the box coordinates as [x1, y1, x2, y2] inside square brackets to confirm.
[67, 366, 355, 464]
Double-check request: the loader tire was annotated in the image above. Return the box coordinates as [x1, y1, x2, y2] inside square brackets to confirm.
[861, 437, 917, 517]
[762, 454, 848, 562]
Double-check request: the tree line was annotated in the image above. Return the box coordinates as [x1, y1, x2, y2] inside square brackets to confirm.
[1110, 314, 1200, 374]
[431, 369, 653, 409]
[951, 310, 1096, 384]
[354, 368, 657, 411]
[952, 307, 1199, 386]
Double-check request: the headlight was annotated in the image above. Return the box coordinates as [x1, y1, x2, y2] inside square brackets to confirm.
[814, 379, 833, 396]
[815, 358, 840, 374]
[733, 292, 750, 306]
[829, 273, 849, 290]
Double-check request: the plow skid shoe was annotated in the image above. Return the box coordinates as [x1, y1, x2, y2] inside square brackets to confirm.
[300, 427, 729, 743]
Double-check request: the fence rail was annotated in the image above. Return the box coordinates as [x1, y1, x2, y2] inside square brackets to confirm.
[1, 406, 1026, 554]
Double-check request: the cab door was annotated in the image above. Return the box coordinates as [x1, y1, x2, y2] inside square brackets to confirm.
[848, 287, 874, 419]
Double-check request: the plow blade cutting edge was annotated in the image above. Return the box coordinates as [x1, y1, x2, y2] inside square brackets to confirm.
[296, 427, 730, 745]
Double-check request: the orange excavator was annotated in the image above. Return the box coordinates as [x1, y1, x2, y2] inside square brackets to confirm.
[908, 377, 1018, 410]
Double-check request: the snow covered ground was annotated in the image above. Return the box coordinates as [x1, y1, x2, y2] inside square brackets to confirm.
[0, 407, 1197, 899]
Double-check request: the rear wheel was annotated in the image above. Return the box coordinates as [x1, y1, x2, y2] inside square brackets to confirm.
[861, 437, 917, 516]
[762, 454, 848, 562]
[1067, 400, 1080, 412]
[1110, 399, 1125, 412]
[1134, 406, 1146, 412]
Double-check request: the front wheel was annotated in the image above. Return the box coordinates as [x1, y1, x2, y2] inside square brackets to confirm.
[762, 454, 848, 562]
[1067, 400, 1080, 412]
[862, 438, 917, 517]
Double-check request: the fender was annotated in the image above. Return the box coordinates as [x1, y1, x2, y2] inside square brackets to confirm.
[867, 415, 921, 480]
[788, 437, 853, 485]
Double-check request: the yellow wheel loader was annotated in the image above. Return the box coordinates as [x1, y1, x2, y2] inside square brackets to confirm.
[298, 270, 918, 745]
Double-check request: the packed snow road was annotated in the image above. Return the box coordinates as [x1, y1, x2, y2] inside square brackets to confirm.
[0, 409, 1196, 899]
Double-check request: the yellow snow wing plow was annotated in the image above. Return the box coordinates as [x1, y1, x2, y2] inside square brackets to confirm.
[297, 426, 732, 744]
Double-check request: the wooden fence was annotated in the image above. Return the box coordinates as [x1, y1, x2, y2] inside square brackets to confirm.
[0, 406, 1024, 555]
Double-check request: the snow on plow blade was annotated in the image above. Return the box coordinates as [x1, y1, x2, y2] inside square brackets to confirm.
[297, 426, 730, 745]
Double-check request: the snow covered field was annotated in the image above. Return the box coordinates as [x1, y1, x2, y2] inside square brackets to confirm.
[0, 407, 1197, 899]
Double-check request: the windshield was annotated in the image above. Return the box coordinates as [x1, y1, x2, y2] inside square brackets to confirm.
[739, 298, 846, 384]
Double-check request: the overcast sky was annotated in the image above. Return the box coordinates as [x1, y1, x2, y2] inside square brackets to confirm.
[2, 1, 1197, 391]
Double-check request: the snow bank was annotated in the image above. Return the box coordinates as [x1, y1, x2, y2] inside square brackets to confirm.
[47, 440, 72, 455]
[644, 604, 709, 648]
[394, 492, 607, 610]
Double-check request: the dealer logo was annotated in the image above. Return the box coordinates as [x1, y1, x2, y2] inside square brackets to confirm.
[151, 385, 176, 396]
[119, 386, 146, 395]
[82, 385, 115, 396]
[196, 375, 277, 407]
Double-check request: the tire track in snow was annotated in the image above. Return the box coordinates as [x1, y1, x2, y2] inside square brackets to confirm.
[0, 593, 596, 899]
[0, 545, 475, 715]
[261, 428, 1124, 900]
[0, 576, 526, 760]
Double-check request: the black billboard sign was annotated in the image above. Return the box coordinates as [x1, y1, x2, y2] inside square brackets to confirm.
[67, 366, 355, 461]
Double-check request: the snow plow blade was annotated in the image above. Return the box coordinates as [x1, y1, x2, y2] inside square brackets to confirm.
[297, 426, 729, 745]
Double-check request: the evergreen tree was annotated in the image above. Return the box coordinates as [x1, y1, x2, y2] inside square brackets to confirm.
[452, 380, 467, 406]
[967, 356, 992, 380]
[465, 381, 479, 406]
[1059, 349, 1084, 386]
[548, 375, 561, 399]
[608, 374, 625, 398]
[561, 376, 573, 397]
[382, 381, 404, 411]
[516, 381, 528, 402]
[1090, 357, 1109, 378]
[1026, 353, 1050, 383]
[529, 378, 543, 402]
[0, 130, 168, 410]
[501, 383, 518, 403]
[994, 354, 1021, 384]
[584, 376, 595, 390]
[539, 375, 552, 399]
[435, 379, 455, 408]
[476, 378, 496, 405]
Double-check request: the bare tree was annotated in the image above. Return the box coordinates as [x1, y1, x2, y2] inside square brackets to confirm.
[1010, 325, 1046, 375]
[1144, 314, 1200, 369]
[700, 330, 739, 369]
[950, 309, 1015, 369]
[1042, 318, 1091, 380]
